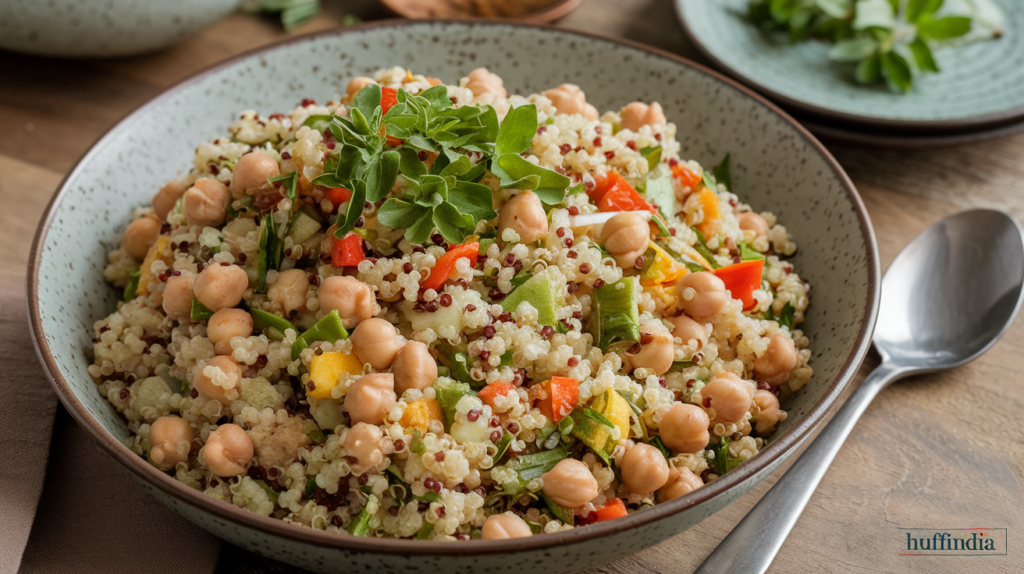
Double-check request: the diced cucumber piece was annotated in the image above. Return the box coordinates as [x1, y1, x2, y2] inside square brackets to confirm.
[592, 276, 641, 351]
[291, 310, 348, 360]
[501, 272, 558, 326]
[190, 298, 214, 321]
[287, 211, 322, 245]
[433, 377, 475, 431]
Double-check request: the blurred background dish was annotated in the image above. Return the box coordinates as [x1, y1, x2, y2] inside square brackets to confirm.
[674, 0, 1024, 142]
[378, 0, 583, 22]
[0, 0, 243, 58]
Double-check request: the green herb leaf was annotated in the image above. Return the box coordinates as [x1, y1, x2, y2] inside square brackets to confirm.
[268, 171, 299, 201]
[190, 298, 214, 322]
[880, 50, 913, 93]
[495, 104, 539, 156]
[334, 181, 367, 238]
[711, 153, 732, 190]
[775, 300, 796, 330]
[650, 435, 671, 459]
[828, 35, 880, 61]
[852, 0, 895, 30]
[365, 150, 400, 202]
[908, 37, 939, 72]
[378, 198, 429, 229]
[917, 16, 972, 41]
[639, 146, 662, 172]
[493, 431, 513, 464]
[433, 202, 477, 245]
[406, 210, 436, 245]
[448, 181, 497, 221]
[855, 53, 882, 83]
[491, 154, 570, 205]
[906, 0, 942, 23]
[352, 84, 382, 121]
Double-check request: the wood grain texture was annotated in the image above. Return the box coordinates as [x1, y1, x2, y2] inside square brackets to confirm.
[1, 1, 1021, 572]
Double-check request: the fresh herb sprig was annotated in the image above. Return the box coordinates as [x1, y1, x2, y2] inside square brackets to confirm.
[748, 0, 1004, 93]
[318, 84, 569, 245]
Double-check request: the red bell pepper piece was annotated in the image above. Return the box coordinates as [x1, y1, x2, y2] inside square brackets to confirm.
[331, 233, 365, 267]
[672, 163, 702, 189]
[380, 87, 399, 115]
[478, 381, 515, 409]
[588, 171, 655, 213]
[713, 259, 765, 311]
[589, 498, 628, 522]
[536, 376, 579, 423]
[420, 242, 479, 291]
[325, 187, 352, 212]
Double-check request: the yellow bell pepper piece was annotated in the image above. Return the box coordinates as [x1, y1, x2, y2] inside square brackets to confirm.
[137, 236, 170, 297]
[590, 388, 633, 451]
[308, 352, 362, 399]
[399, 398, 444, 433]
[640, 241, 688, 287]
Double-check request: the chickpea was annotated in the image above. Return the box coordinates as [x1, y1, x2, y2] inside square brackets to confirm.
[318, 276, 377, 329]
[207, 308, 253, 355]
[351, 318, 404, 370]
[657, 466, 704, 503]
[543, 84, 599, 120]
[122, 215, 161, 260]
[193, 355, 242, 406]
[753, 333, 798, 385]
[148, 415, 194, 470]
[344, 422, 384, 470]
[620, 443, 670, 494]
[658, 403, 710, 454]
[465, 67, 507, 99]
[182, 178, 230, 228]
[600, 212, 650, 269]
[152, 177, 189, 221]
[626, 323, 674, 375]
[669, 314, 709, 351]
[676, 272, 729, 319]
[193, 263, 249, 313]
[702, 374, 752, 423]
[738, 212, 770, 238]
[268, 268, 309, 316]
[344, 373, 397, 426]
[162, 273, 196, 322]
[201, 423, 253, 477]
[481, 512, 533, 540]
[498, 191, 548, 244]
[620, 102, 667, 133]
[752, 389, 786, 434]
[345, 77, 376, 100]
[392, 341, 438, 395]
[541, 458, 598, 508]
[231, 151, 280, 197]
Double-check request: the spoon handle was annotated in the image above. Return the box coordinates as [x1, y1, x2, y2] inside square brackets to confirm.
[694, 362, 907, 574]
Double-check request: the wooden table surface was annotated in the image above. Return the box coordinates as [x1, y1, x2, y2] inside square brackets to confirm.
[2, 1, 1021, 572]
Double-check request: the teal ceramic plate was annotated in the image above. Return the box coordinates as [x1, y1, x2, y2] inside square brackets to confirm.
[675, 0, 1024, 132]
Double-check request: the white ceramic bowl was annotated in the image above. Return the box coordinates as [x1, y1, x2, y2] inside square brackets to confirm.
[28, 20, 879, 573]
[0, 0, 242, 58]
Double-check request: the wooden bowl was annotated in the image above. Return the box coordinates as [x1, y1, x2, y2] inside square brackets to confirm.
[378, 0, 584, 23]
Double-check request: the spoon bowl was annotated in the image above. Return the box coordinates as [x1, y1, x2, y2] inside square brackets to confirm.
[876, 209, 1024, 372]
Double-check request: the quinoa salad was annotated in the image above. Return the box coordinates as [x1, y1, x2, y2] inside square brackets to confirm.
[90, 66, 812, 541]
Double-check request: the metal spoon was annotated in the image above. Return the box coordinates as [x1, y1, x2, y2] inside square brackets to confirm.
[696, 209, 1024, 574]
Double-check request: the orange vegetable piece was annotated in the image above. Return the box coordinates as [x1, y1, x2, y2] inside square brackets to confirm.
[713, 259, 765, 311]
[590, 497, 628, 522]
[420, 242, 479, 291]
[696, 187, 721, 238]
[380, 87, 399, 114]
[536, 376, 579, 423]
[399, 398, 444, 433]
[671, 164, 702, 189]
[588, 171, 655, 213]
[478, 381, 515, 409]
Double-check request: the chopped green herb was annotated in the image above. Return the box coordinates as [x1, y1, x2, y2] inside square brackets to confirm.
[650, 435, 671, 459]
[692, 228, 722, 269]
[255, 480, 279, 505]
[291, 310, 348, 360]
[712, 154, 731, 190]
[250, 308, 296, 341]
[410, 429, 424, 454]
[305, 427, 326, 444]
[505, 446, 569, 482]
[344, 494, 377, 536]
[414, 521, 435, 540]
[640, 145, 662, 172]
[591, 276, 641, 351]
[304, 476, 318, 499]
[268, 170, 299, 202]
[190, 298, 214, 322]
[707, 437, 742, 476]
[433, 378, 475, 429]
[256, 214, 282, 293]
[123, 268, 140, 302]
[492, 431, 513, 464]
[539, 492, 575, 524]
[435, 345, 474, 387]
[775, 301, 796, 330]
[739, 242, 766, 262]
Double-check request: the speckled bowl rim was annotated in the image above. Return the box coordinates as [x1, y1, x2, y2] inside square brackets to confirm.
[378, 0, 584, 24]
[27, 18, 880, 558]
[673, 1, 1024, 133]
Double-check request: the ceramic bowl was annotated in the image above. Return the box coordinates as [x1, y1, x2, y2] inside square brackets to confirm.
[28, 20, 879, 573]
[0, 0, 242, 58]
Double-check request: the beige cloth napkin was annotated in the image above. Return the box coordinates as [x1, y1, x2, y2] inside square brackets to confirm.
[1, 283, 222, 574]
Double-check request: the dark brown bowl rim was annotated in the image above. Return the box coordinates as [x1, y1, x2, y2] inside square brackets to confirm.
[27, 18, 880, 557]
[673, 1, 1024, 133]
[377, 0, 584, 24]
[800, 114, 1024, 148]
